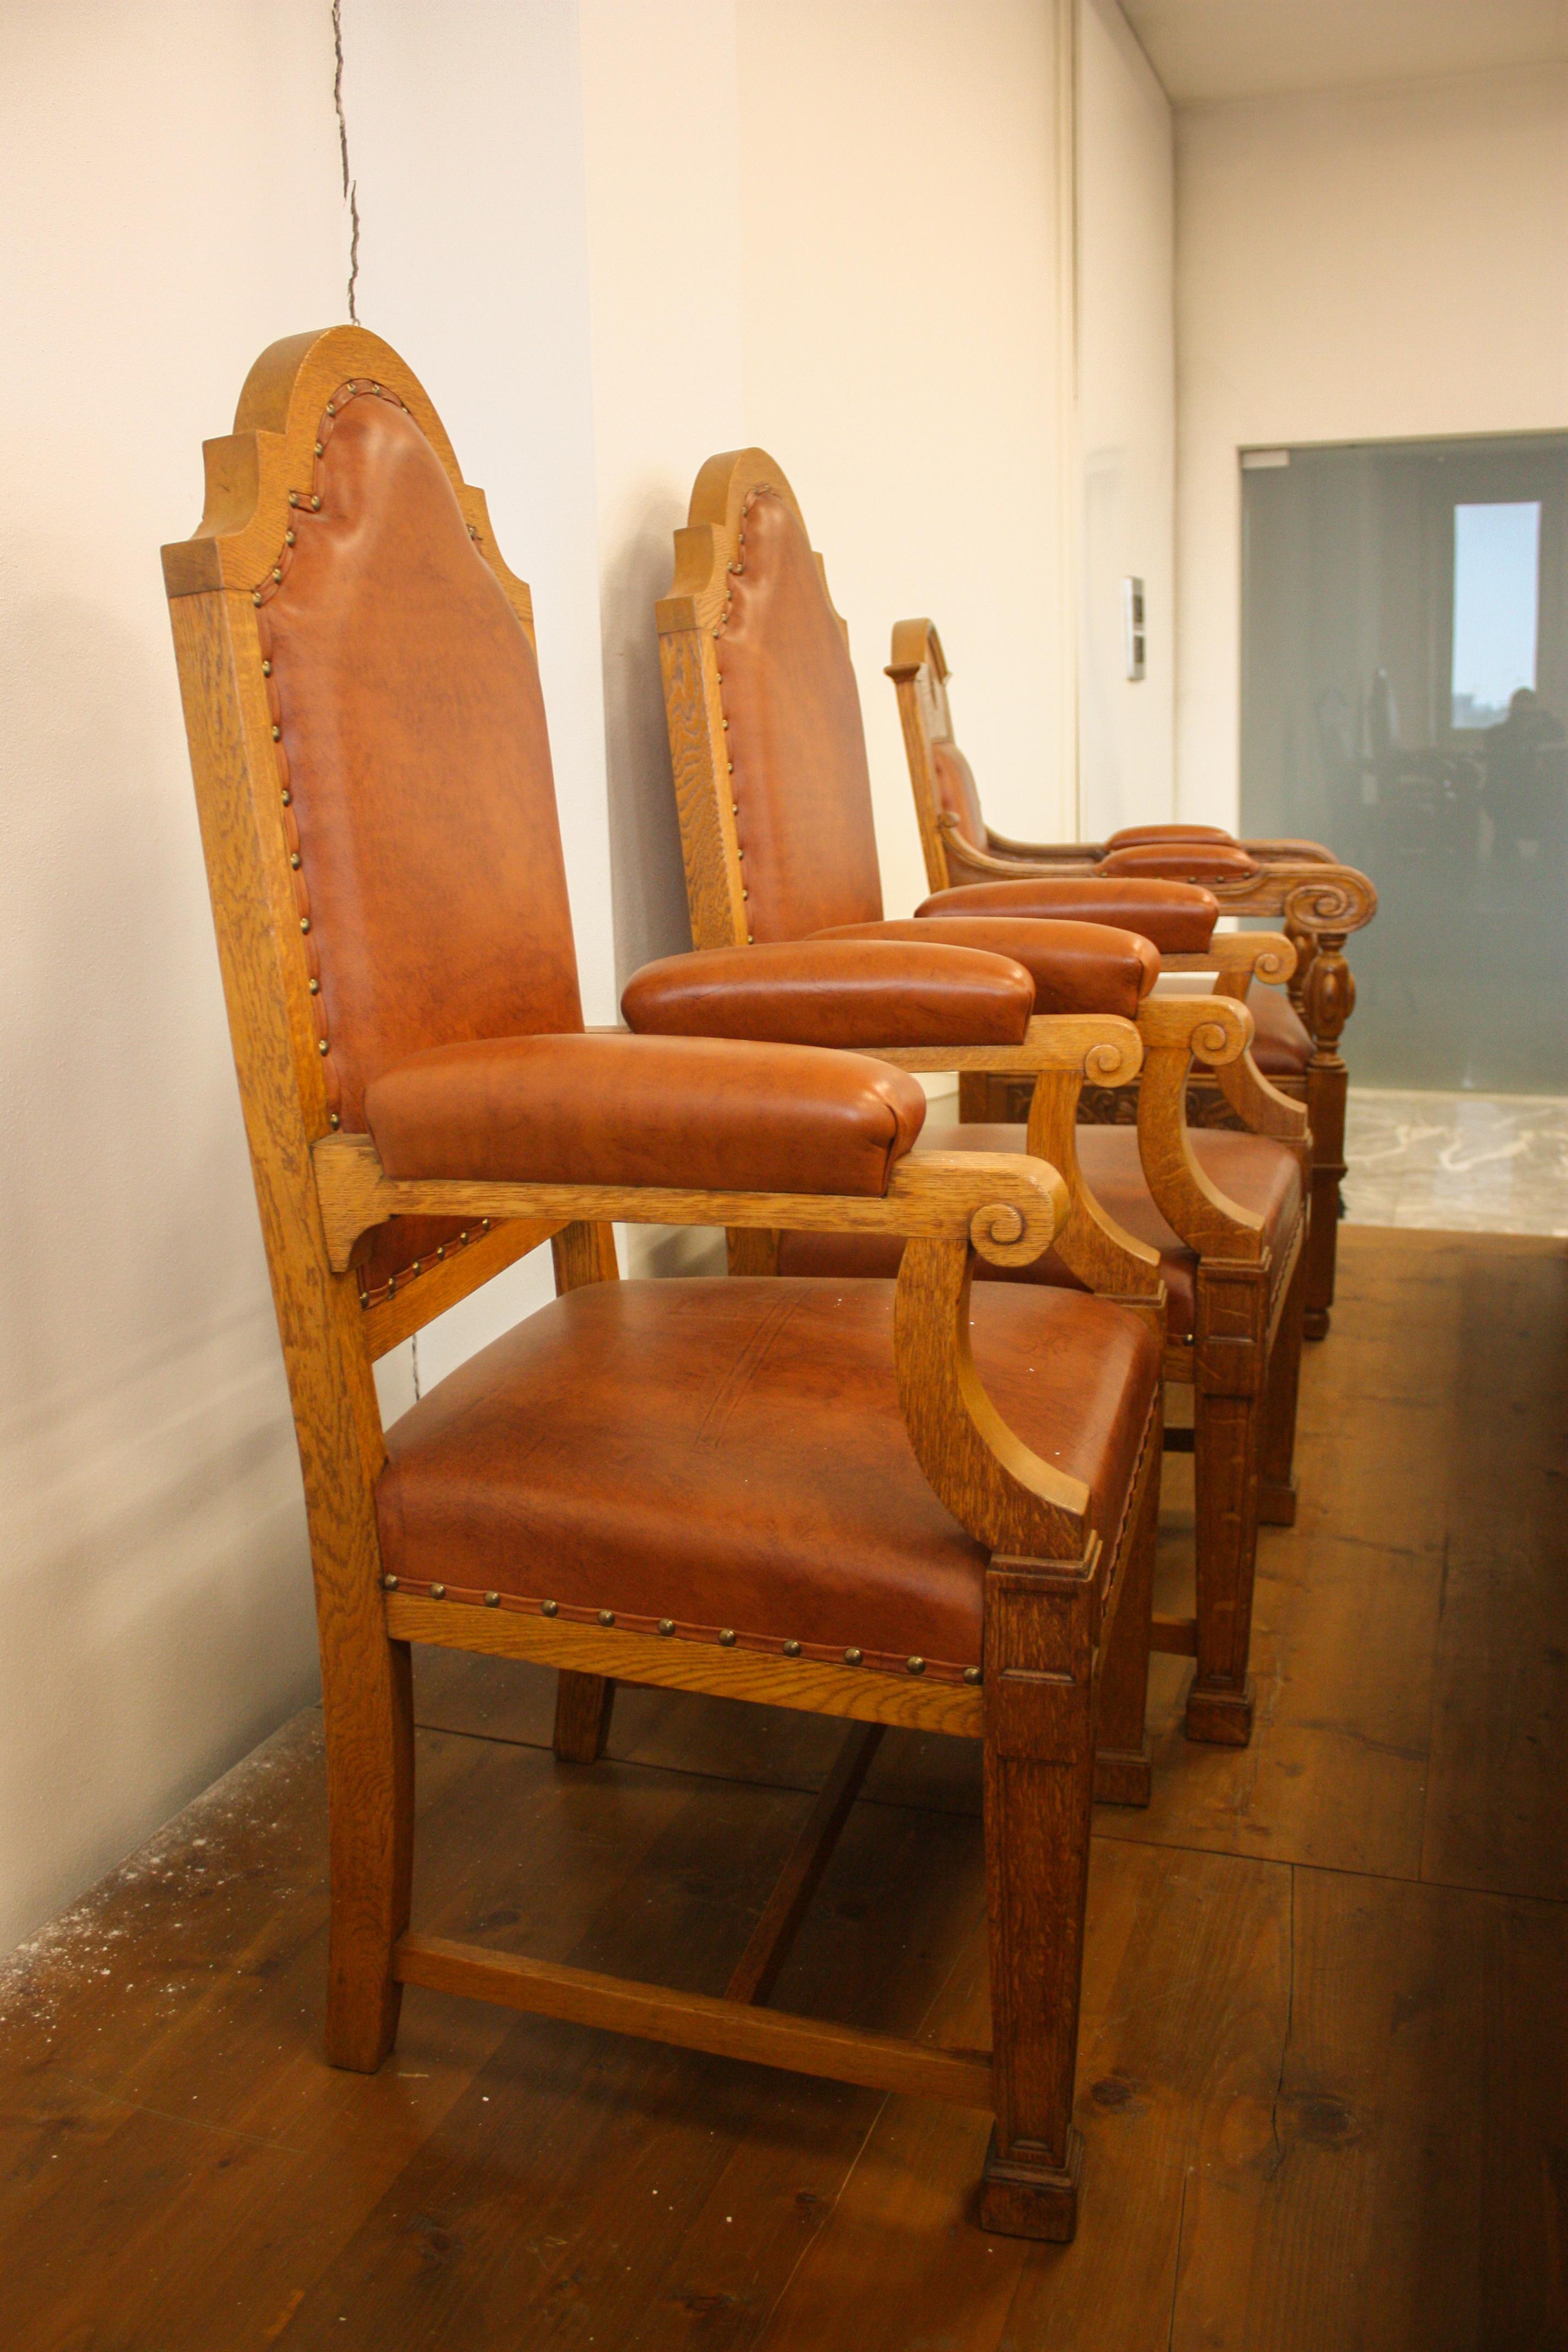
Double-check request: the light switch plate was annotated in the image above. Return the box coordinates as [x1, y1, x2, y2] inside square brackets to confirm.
[1123, 576, 1146, 682]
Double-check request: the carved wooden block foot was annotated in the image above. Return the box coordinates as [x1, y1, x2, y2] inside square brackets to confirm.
[325, 1977, 402, 2075]
[1093, 1741, 1152, 1808]
[1185, 1674, 1255, 1747]
[978, 2124, 1084, 2241]
[1257, 1476, 1298, 1526]
[1304, 1306, 1330, 1342]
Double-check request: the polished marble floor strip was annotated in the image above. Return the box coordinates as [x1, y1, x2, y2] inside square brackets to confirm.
[1344, 1087, 1568, 1234]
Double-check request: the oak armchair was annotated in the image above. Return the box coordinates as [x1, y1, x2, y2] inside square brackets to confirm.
[890, 616, 1378, 1337]
[653, 450, 1309, 1749]
[162, 327, 1167, 2245]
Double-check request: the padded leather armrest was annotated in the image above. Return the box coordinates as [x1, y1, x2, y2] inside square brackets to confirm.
[1099, 842, 1260, 886]
[1104, 824, 1237, 850]
[363, 1031, 927, 1199]
[814, 917, 1158, 1017]
[1238, 835, 1336, 862]
[916, 876, 1219, 955]
[621, 938, 1033, 1048]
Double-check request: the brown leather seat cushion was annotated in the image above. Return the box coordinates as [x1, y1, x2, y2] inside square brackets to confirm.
[376, 1277, 1159, 1678]
[1244, 985, 1313, 1077]
[777, 1125, 1303, 1342]
[916, 876, 1219, 956]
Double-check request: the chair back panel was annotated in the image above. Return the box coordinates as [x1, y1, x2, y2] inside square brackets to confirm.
[931, 741, 987, 850]
[717, 491, 884, 940]
[262, 387, 582, 1144]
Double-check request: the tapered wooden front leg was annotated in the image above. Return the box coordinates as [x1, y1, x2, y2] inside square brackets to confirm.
[979, 1559, 1098, 2241]
[324, 1631, 414, 2072]
[1187, 1263, 1267, 1746]
[553, 1670, 616, 1763]
[1258, 1247, 1306, 1526]
[1092, 1395, 1161, 1808]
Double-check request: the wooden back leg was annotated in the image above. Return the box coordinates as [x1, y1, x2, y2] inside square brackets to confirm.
[549, 1221, 621, 1763]
[1301, 924, 1355, 1340]
[979, 1562, 1098, 2241]
[1304, 1055, 1348, 1340]
[1258, 1246, 1306, 1527]
[553, 1671, 617, 1763]
[1185, 1262, 1267, 1747]
[1091, 1395, 1161, 1809]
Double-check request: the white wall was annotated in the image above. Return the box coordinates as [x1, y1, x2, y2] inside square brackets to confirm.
[737, 0, 1076, 909]
[0, 0, 1101, 1956]
[1077, 0, 1175, 837]
[1175, 63, 1568, 824]
[0, 0, 347, 1956]
[580, 0, 746, 987]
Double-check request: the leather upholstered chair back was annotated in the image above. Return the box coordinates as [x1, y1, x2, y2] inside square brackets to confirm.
[714, 488, 883, 940]
[886, 616, 985, 892]
[261, 386, 582, 1126]
[252, 372, 581, 1303]
[657, 451, 883, 948]
[932, 743, 987, 850]
[165, 328, 578, 1317]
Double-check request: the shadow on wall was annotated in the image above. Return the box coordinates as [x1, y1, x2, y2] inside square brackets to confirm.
[0, 582, 320, 1951]
[598, 491, 696, 990]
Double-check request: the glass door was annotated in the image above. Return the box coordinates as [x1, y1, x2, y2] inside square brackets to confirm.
[1240, 433, 1568, 1091]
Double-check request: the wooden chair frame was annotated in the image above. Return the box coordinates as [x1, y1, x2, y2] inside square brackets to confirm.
[890, 617, 1376, 1337]
[162, 328, 1165, 2242]
[657, 453, 1309, 1747]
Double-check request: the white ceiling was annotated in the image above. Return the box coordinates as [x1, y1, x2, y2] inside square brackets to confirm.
[1119, 0, 1568, 105]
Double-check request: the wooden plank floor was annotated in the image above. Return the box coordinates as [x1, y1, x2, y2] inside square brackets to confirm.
[1, 1228, 1563, 2349]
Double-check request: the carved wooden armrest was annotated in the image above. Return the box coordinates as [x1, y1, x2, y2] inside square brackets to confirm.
[1131, 995, 1276, 1259]
[313, 1131, 1068, 1277]
[869, 1012, 1140, 1085]
[935, 815, 1084, 885]
[1207, 863, 1378, 936]
[982, 820, 1100, 863]
[1159, 935, 1307, 1140]
[1162, 932, 1296, 990]
[876, 1017, 1167, 1307]
[313, 1133, 1092, 1560]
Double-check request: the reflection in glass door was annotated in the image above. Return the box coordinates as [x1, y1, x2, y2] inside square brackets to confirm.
[1240, 433, 1568, 1092]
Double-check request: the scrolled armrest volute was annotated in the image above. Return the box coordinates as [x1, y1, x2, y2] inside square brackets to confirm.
[1171, 930, 1295, 989]
[1281, 867, 1378, 937]
[1135, 992, 1254, 1068]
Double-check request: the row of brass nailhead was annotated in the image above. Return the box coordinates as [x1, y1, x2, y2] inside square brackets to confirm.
[714, 489, 759, 944]
[254, 380, 408, 1130]
[250, 378, 493, 1313]
[381, 1574, 981, 1684]
[356, 1217, 495, 1310]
